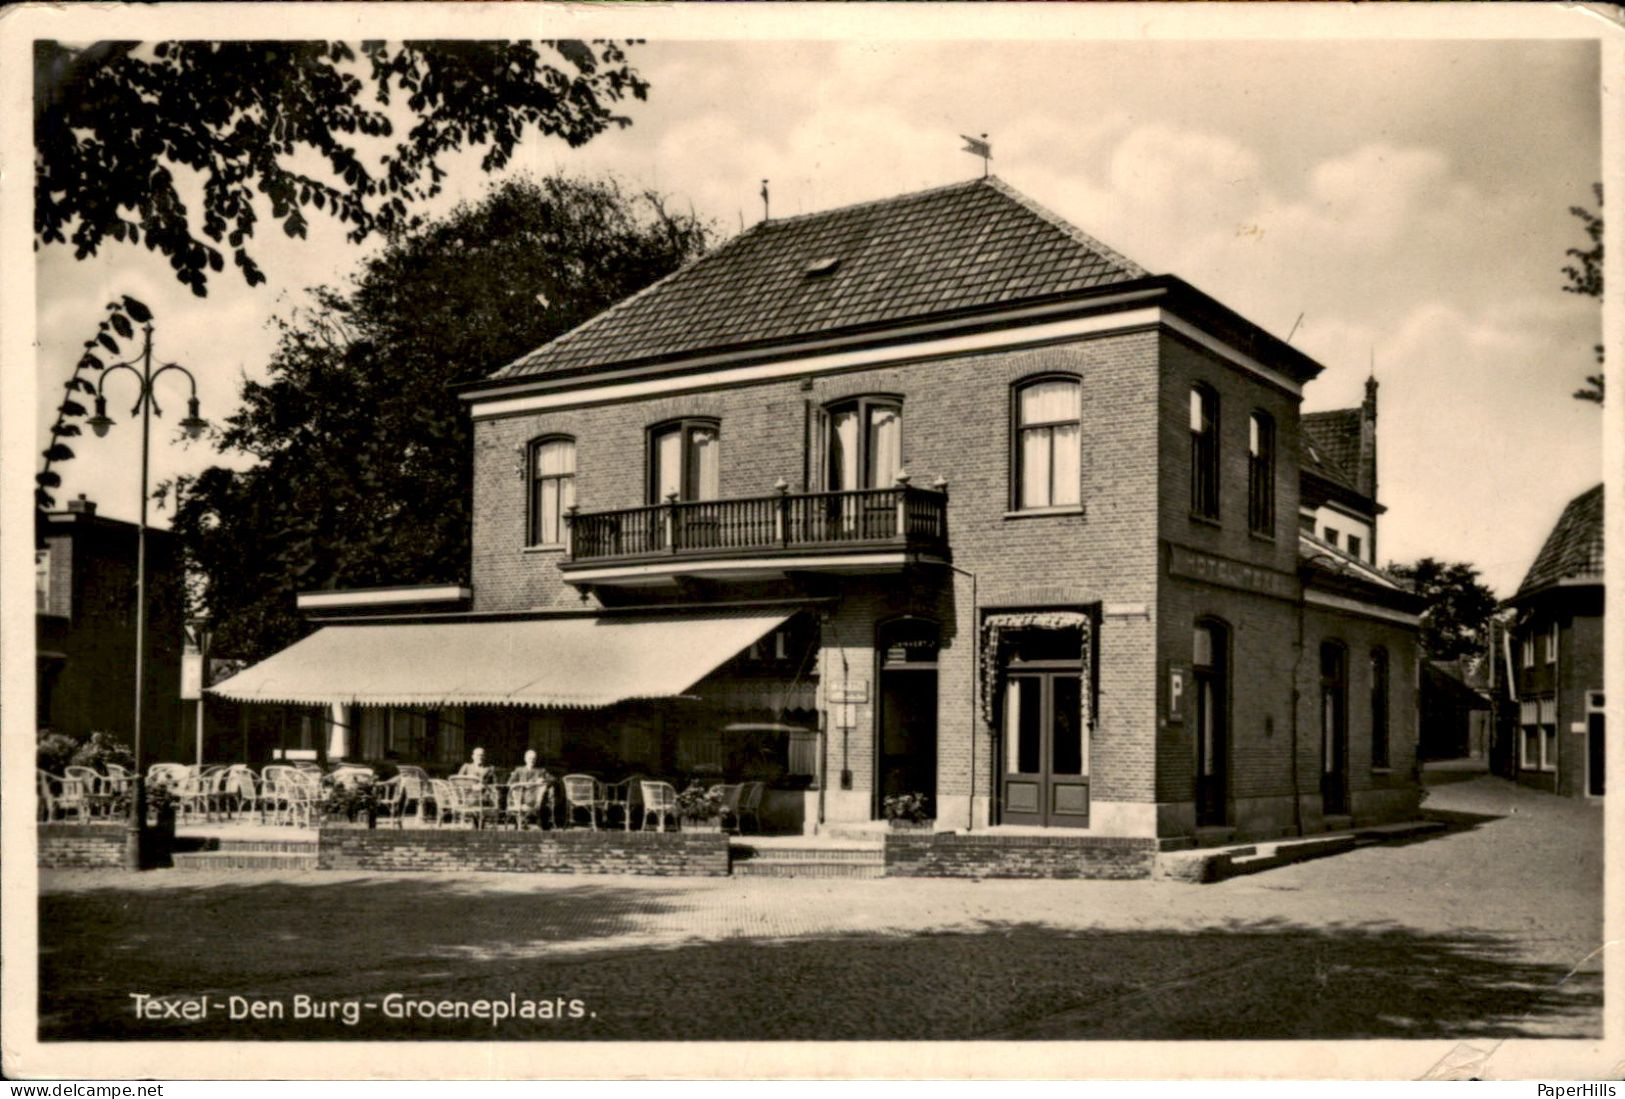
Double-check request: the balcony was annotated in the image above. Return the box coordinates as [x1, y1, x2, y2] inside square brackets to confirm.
[558, 481, 950, 588]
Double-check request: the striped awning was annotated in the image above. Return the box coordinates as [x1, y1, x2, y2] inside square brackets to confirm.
[207, 608, 794, 710]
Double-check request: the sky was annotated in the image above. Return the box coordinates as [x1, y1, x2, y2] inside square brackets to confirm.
[33, 33, 1604, 597]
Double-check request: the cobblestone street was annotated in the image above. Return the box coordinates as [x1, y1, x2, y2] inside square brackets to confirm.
[37, 770, 1603, 1041]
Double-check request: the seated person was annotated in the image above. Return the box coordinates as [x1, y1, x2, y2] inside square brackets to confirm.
[456, 746, 494, 783]
[508, 749, 555, 826]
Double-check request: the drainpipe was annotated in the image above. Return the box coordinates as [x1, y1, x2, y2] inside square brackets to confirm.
[944, 560, 978, 831]
[1291, 553, 1340, 837]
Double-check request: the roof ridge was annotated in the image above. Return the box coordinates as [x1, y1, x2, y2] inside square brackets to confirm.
[980, 175, 1148, 278]
[756, 176, 993, 229]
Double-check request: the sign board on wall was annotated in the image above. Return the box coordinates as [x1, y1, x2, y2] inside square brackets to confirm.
[1168, 544, 1297, 601]
[180, 651, 204, 701]
[1167, 661, 1188, 724]
[828, 681, 868, 704]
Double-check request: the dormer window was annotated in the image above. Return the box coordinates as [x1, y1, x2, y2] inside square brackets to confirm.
[804, 257, 841, 278]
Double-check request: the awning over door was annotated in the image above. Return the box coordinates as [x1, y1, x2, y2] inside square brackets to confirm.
[207, 608, 795, 709]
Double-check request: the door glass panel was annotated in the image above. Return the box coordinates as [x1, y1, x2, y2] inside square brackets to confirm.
[1322, 691, 1336, 772]
[1200, 682, 1217, 776]
[688, 426, 719, 500]
[1007, 677, 1042, 774]
[829, 409, 859, 492]
[1051, 674, 1083, 775]
[653, 429, 682, 501]
[866, 405, 901, 488]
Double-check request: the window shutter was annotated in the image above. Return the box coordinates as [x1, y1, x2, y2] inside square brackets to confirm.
[807, 404, 828, 491]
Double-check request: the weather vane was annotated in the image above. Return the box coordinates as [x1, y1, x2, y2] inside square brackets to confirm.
[961, 133, 991, 178]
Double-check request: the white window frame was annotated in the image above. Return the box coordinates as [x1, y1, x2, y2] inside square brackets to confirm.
[1544, 622, 1559, 664]
[35, 548, 50, 613]
[1323, 527, 1339, 548]
[1520, 633, 1535, 669]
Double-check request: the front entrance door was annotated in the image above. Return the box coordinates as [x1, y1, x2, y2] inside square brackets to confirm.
[1193, 622, 1228, 826]
[1589, 711, 1606, 797]
[1320, 642, 1349, 816]
[876, 619, 939, 816]
[1001, 670, 1088, 827]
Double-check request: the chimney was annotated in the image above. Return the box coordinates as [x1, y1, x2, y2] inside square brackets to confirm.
[66, 494, 97, 517]
[1358, 377, 1378, 502]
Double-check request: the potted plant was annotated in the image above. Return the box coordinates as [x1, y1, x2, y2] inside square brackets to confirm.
[677, 783, 726, 832]
[883, 792, 933, 831]
[321, 776, 378, 828]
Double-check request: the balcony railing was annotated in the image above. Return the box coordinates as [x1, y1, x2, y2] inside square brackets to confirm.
[562, 482, 949, 566]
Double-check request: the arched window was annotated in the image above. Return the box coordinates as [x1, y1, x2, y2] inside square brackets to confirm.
[1248, 411, 1275, 536]
[648, 418, 720, 503]
[1370, 647, 1390, 769]
[527, 436, 575, 546]
[1320, 641, 1349, 813]
[1013, 376, 1081, 510]
[1190, 385, 1220, 520]
[821, 397, 902, 492]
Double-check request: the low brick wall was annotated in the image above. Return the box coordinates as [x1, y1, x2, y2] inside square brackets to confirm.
[883, 832, 1158, 879]
[316, 826, 730, 876]
[39, 823, 128, 869]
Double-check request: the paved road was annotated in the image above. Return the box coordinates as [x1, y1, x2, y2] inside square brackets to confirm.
[37, 770, 1602, 1041]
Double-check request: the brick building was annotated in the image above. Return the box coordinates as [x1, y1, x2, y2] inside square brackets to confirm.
[36, 495, 188, 765]
[1500, 483, 1604, 798]
[215, 178, 1423, 843]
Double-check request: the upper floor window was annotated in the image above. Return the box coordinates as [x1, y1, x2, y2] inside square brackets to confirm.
[527, 437, 575, 547]
[1247, 412, 1275, 536]
[1013, 377, 1081, 510]
[1370, 647, 1390, 770]
[822, 397, 902, 492]
[1520, 632, 1535, 669]
[1347, 534, 1364, 561]
[649, 419, 720, 503]
[1190, 385, 1219, 520]
[1545, 622, 1559, 664]
[1323, 527, 1340, 549]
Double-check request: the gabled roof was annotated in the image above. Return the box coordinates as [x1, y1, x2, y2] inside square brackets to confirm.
[496, 176, 1149, 379]
[1300, 408, 1363, 494]
[1299, 530, 1407, 594]
[1514, 484, 1603, 600]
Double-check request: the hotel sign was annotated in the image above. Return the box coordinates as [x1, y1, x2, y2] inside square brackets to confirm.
[1168, 545, 1297, 602]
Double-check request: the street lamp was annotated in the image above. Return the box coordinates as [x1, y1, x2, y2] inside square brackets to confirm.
[89, 323, 207, 818]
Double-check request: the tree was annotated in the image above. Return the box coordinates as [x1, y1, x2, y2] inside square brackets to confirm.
[1387, 558, 1499, 663]
[167, 174, 711, 662]
[1562, 182, 1603, 404]
[35, 40, 648, 296]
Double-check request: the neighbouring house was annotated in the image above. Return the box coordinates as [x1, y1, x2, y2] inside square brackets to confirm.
[1419, 658, 1492, 761]
[1299, 379, 1381, 564]
[1499, 483, 1604, 798]
[35, 494, 187, 765]
[212, 176, 1424, 844]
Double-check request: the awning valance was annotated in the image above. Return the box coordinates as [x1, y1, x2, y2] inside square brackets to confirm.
[207, 608, 795, 709]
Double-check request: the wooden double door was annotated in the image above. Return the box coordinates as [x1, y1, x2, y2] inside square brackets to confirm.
[1001, 669, 1089, 827]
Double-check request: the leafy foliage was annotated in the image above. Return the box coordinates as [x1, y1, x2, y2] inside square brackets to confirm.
[1562, 182, 1603, 405]
[36, 295, 153, 510]
[677, 783, 726, 822]
[882, 792, 932, 823]
[37, 731, 80, 775]
[169, 175, 710, 661]
[70, 731, 137, 774]
[35, 40, 648, 296]
[1387, 558, 1499, 662]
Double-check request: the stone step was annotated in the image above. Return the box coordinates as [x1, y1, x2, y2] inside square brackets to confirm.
[171, 851, 319, 872]
[818, 825, 893, 841]
[732, 845, 882, 863]
[732, 860, 884, 879]
[209, 838, 320, 855]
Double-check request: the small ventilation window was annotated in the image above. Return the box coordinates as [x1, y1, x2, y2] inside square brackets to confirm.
[804, 256, 841, 278]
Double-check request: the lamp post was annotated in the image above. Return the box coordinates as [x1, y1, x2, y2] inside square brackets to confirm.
[85, 324, 207, 822]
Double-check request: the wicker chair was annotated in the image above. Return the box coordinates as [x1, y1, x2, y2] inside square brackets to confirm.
[711, 783, 744, 834]
[38, 770, 89, 822]
[396, 766, 431, 825]
[174, 768, 212, 824]
[639, 780, 679, 833]
[372, 776, 406, 827]
[432, 778, 487, 828]
[226, 765, 261, 820]
[561, 775, 606, 830]
[503, 780, 548, 830]
[65, 766, 110, 817]
[737, 781, 766, 834]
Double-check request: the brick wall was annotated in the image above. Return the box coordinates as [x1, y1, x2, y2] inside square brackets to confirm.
[883, 831, 1157, 879]
[38, 823, 127, 868]
[315, 826, 730, 876]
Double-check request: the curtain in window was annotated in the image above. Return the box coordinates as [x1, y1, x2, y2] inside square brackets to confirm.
[360, 708, 386, 759]
[690, 426, 720, 500]
[531, 439, 575, 545]
[1021, 380, 1079, 423]
[1020, 429, 1051, 508]
[654, 429, 682, 500]
[828, 409, 859, 492]
[867, 406, 901, 487]
[1018, 381, 1081, 508]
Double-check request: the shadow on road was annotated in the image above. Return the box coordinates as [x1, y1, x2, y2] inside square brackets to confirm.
[39, 876, 1599, 1043]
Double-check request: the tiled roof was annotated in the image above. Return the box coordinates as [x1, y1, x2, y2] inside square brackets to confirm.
[497, 176, 1149, 378]
[1300, 408, 1362, 493]
[1299, 530, 1406, 593]
[1515, 483, 1604, 599]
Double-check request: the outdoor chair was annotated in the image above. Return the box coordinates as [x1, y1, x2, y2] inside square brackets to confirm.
[174, 769, 212, 825]
[431, 778, 487, 828]
[639, 780, 679, 833]
[737, 781, 766, 834]
[396, 767, 431, 825]
[65, 766, 110, 817]
[372, 776, 406, 827]
[147, 762, 188, 788]
[226, 765, 261, 820]
[285, 771, 322, 828]
[36, 770, 55, 822]
[104, 763, 135, 806]
[258, 765, 293, 824]
[503, 780, 547, 830]
[38, 770, 89, 823]
[201, 765, 233, 820]
[561, 774, 606, 830]
[711, 783, 744, 834]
